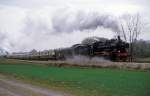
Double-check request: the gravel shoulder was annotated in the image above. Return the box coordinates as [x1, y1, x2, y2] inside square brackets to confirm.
[20, 60, 150, 70]
[0, 74, 70, 96]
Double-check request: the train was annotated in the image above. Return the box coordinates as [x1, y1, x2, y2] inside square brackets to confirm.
[8, 36, 129, 61]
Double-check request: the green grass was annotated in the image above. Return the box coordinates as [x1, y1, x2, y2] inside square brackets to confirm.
[138, 57, 150, 62]
[0, 59, 150, 96]
[141, 57, 150, 62]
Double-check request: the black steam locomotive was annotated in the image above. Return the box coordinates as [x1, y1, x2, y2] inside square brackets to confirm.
[54, 36, 129, 61]
[8, 36, 129, 61]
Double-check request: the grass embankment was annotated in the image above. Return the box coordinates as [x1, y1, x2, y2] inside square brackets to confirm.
[138, 57, 150, 63]
[0, 59, 150, 96]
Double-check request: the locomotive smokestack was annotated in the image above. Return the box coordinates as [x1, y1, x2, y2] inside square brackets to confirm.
[118, 35, 121, 41]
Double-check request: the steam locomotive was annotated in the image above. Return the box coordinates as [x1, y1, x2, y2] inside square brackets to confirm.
[8, 36, 129, 61]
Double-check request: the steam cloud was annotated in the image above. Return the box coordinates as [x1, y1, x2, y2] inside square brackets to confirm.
[0, 8, 120, 53]
[66, 55, 110, 64]
[52, 10, 120, 33]
[0, 32, 8, 55]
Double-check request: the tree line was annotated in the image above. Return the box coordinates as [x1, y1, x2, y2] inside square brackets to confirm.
[115, 13, 150, 61]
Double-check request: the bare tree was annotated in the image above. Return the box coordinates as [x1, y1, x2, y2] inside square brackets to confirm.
[117, 14, 143, 61]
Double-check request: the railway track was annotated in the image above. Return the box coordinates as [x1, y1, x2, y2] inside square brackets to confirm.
[14, 59, 150, 70]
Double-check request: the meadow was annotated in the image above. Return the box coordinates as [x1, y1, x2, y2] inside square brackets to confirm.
[0, 59, 150, 96]
[138, 57, 150, 63]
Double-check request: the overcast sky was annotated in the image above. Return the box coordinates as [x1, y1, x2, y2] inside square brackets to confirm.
[0, 0, 150, 52]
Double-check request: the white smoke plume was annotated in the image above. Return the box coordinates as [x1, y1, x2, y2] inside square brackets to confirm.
[0, 7, 120, 52]
[0, 32, 8, 55]
[66, 55, 110, 64]
[52, 10, 120, 33]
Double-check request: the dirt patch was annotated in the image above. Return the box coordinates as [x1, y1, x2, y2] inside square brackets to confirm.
[0, 74, 71, 96]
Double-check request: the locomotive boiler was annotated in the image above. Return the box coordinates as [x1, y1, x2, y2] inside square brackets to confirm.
[64, 36, 129, 61]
